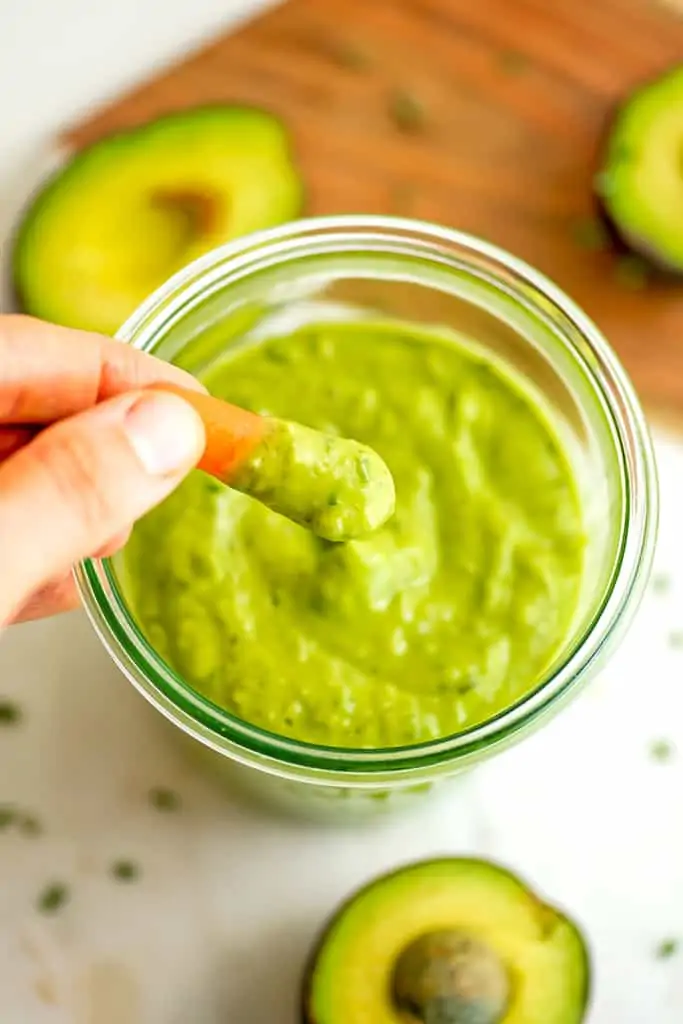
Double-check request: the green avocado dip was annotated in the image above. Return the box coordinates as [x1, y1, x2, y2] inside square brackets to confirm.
[121, 321, 586, 748]
[229, 418, 396, 542]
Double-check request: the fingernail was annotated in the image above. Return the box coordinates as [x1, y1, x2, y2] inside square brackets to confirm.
[124, 392, 205, 476]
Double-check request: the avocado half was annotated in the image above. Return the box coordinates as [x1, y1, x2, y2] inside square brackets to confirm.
[303, 858, 590, 1024]
[13, 105, 303, 334]
[596, 63, 683, 271]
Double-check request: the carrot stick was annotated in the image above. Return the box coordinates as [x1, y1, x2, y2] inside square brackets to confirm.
[150, 383, 269, 482]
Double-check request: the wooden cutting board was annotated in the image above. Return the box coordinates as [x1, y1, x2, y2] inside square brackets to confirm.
[62, 0, 683, 417]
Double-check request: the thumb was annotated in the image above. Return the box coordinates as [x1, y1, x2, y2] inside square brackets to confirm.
[0, 389, 205, 626]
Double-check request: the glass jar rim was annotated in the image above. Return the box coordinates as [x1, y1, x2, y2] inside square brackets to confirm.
[75, 215, 658, 784]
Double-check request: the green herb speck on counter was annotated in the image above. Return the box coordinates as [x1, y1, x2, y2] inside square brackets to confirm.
[651, 573, 672, 596]
[38, 883, 69, 914]
[0, 699, 21, 725]
[498, 50, 529, 74]
[0, 807, 42, 835]
[19, 814, 42, 837]
[388, 90, 426, 133]
[111, 860, 140, 882]
[614, 253, 650, 290]
[570, 217, 609, 251]
[656, 938, 679, 960]
[0, 806, 16, 830]
[330, 40, 371, 70]
[389, 183, 416, 215]
[650, 739, 675, 763]
[149, 787, 181, 812]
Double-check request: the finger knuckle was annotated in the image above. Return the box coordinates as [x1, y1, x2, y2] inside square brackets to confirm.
[33, 426, 117, 539]
[0, 316, 36, 420]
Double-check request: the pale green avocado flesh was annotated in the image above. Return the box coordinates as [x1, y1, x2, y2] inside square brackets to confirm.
[303, 858, 590, 1024]
[13, 105, 302, 333]
[597, 63, 683, 270]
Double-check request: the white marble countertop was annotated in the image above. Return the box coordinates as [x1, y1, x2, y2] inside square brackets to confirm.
[2, 3, 683, 1021]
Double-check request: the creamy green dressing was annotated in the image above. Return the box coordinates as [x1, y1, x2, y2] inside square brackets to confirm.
[122, 321, 586, 748]
[230, 417, 395, 542]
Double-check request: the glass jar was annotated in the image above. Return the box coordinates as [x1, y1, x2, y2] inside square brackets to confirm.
[74, 216, 657, 821]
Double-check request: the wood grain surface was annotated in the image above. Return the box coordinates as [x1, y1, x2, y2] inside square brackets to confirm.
[63, 0, 683, 416]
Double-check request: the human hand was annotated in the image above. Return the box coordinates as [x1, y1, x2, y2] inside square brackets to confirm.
[0, 315, 206, 627]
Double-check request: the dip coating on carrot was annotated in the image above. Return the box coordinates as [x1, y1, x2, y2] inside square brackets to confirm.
[157, 384, 395, 542]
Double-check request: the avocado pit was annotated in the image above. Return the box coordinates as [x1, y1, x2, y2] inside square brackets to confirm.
[392, 929, 510, 1024]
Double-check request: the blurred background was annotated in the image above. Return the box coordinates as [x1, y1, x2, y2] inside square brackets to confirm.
[2, 1, 683, 1021]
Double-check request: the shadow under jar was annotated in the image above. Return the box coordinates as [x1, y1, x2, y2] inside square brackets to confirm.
[75, 216, 657, 822]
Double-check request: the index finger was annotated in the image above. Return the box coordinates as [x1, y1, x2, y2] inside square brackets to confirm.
[0, 314, 204, 423]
